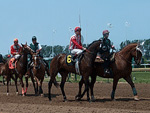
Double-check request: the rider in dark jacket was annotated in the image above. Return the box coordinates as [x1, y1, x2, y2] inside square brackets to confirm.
[25, 36, 50, 77]
[98, 30, 115, 75]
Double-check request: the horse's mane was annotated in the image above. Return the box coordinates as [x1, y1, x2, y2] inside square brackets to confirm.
[121, 43, 137, 51]
[118, 43, 137, 52]
[87, 40, 100, 49]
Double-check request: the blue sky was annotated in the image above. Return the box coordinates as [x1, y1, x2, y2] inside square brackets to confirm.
[0, 0, 150, 55]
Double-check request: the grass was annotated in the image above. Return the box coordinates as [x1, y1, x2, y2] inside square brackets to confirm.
[0, 72, 150, 84]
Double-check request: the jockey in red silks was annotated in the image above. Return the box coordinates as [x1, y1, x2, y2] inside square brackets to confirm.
[69, 27, 86, 55]
[69, 27, 86, 74]
[10, 38, 22, 65]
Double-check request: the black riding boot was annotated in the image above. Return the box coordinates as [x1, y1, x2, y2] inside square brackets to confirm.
[103, 59, 110, 76]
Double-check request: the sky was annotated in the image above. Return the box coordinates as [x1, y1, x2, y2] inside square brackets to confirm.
[0, 0, 150, 55]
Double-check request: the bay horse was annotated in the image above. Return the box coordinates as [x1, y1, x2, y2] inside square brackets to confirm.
[76, 43, 143, 101]
[5, 43, 36, 96]
[48, 40, 102, 101]
[30, 52, 46, 96]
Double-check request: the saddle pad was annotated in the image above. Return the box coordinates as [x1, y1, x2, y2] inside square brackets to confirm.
[9, 58, 15, 69]
[65, 54, 75, 66]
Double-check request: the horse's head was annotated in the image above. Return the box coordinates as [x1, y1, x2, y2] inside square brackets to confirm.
[21, 42, 30, 54]
[32, 53, 41, 70]
[131, 43, 143, 65]
[21, 43, 34, 55]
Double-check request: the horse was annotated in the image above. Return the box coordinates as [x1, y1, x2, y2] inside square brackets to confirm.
[30, 52, 46, 96]
[48, 40, 102, 102]
[76, 43, 143, 101]
[0, 59, 14, 86]
[5, 43, 36, 96]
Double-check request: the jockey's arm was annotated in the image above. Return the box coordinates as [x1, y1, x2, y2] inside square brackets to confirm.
[36, 44, 42, 53]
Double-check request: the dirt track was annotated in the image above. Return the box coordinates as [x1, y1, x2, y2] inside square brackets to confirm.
[0, 82, 150, 113]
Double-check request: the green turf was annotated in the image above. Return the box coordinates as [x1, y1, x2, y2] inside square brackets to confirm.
[0, 72, 150, 83]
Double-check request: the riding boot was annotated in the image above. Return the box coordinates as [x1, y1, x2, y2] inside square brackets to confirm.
[103, 59, 110, 76]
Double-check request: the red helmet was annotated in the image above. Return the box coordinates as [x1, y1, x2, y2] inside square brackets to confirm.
[14, 38, 18, 42]
[74, 27, 81, 32]
[7, 55, 11, 58]
[103, 30, 110, 35]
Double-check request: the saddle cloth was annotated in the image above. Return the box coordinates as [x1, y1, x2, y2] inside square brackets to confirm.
[9, 58, 16, 69]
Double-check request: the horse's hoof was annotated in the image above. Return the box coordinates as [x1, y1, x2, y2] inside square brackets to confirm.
[41, 94, 44, 97]
[7, 93, 9, 96]
[75, 95, 81, 101]
[134, 96, 139, 101]
[91, 98, 96, 102]
[63, 99, 68, 102]
[16, 92, 19, 95]
[111, 98, 116, 101]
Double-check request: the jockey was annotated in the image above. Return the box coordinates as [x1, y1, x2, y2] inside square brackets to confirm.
[25, 36, 50, 77]
[30, 36, 42, 55]
[10, 38, 22, 66]
[69, 27, 86, 74]
[69, 27, 86, 55]
[98, 30, 115, 75]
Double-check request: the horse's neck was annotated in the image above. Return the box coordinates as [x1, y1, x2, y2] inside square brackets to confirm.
[84, 41, 100, 65]
[119, 45, 136, 62]
[19, 53, 28, 64]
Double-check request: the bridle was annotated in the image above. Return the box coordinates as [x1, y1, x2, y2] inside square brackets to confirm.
[33, 54, 41, 69]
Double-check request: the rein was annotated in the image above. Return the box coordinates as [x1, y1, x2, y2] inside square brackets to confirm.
[117, 53, 132, 64]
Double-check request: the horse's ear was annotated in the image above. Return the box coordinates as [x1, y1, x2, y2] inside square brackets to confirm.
[25, 42, 27, 45]
[140, 41, 145, 46]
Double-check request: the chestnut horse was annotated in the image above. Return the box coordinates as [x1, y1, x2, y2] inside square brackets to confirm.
[76, 43, 143, 101]
[48, 40, 102, 101]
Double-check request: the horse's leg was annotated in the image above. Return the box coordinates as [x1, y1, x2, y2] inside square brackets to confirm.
[24, 77, 28, 95]
[48, 72, 58, 101]
[60, 72, 68, 102]
[14, 74, 19, 95]
[20, 76, 25, 96]
[75, 77, 84, 100]
[3, 76, 5, 85]
[6, 75, 10, 96]
[111, 78, 119, 100]
[90, 75, 96, 102]
[124, 76, 139, 101]
[81, 77, 90, 101]
[30, 74, 37, 95]
[39, 79, 44, 97]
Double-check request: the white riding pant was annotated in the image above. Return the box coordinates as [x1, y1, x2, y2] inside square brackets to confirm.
[71, 49, 83, 55]
[14, 54, 20, 59]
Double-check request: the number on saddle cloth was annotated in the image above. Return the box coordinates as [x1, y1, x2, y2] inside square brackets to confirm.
[9, 57, 15, 69]
[65, 54, 75, 66]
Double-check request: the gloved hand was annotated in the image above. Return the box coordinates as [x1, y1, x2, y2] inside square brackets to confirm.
[82, 47, 86, 51]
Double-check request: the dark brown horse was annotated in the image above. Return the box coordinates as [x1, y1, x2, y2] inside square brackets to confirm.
[48, 40, 102, 101]
[5, 43, 35, 96]
[76, 43, 143, 101]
